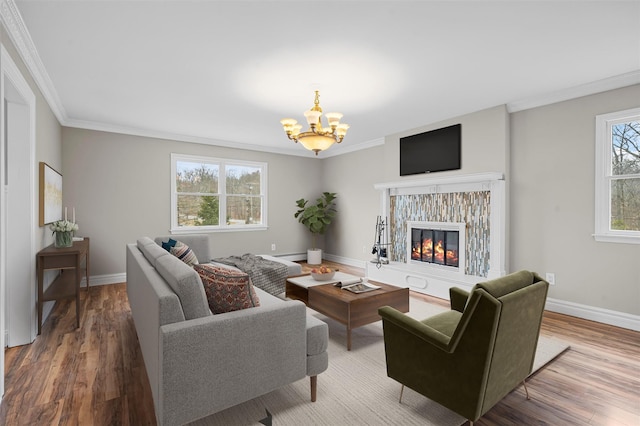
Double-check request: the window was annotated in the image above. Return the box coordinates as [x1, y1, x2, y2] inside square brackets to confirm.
[594, 107, 640, 244]
[171, 153, 267, 233]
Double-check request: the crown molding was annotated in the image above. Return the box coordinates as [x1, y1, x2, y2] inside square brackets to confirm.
[64, 117, 320, 158]
[507, 70, 640, 113]
[66, 115, 381, 159]
[0, 0, 68, 123]
[318, 137, 385, 158]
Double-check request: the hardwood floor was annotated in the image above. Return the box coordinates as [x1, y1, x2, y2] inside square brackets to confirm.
[2, 261, 639, 425]
[1, 284, 156, 425]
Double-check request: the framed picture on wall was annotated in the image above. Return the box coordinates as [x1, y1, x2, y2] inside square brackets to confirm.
[39, 162, 63, 226]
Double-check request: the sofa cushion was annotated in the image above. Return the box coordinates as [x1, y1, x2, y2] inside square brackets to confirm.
[156, 235, 211, 264]
[170, 241, 199, 267]
[305, 313, 329, 356]
[155, 254, 211, 320]
[194, 264, 261, 314]
[138, 237, 170, 268]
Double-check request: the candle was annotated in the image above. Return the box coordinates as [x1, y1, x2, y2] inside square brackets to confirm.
[73, 207, 75, 223]
[65, 207, 67, 221]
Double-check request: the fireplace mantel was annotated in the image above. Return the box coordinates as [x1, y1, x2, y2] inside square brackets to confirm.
[374, 171, 504, 191]
[367, 172, 506, 299]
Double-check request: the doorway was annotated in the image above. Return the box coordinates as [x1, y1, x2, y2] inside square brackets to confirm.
[1, 44, 37, 400]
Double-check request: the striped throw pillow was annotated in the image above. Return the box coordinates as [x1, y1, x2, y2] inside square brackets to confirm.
[170, 241, 199, 267]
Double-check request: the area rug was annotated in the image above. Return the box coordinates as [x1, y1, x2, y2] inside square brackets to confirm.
[190, 297, 569, 426]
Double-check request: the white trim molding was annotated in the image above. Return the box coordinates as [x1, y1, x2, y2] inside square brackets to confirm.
[82, 256, 640, 332]
[323, 253, 369, 270]
[83, 273, 126, 287]
[1, 43, 37, 345]
[593, 107, 640, 244]
[0, 0, 67, 123]
[329, 253, 640, 332]
[545, 297, 640, 332]
[508, 70, 640, 113]
[374, 172, 504, 191]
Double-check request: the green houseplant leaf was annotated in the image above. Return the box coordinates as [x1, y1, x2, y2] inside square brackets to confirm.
[294, 192, 337, 249]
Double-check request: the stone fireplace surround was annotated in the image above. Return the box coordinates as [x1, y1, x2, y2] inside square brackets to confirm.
[366, 172, 506, 299]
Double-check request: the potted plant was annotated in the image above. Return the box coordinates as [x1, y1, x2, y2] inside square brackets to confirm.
[294, 192, 337, 265]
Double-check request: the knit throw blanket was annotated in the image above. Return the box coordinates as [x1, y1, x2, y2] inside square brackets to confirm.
[213, 254, 289, 296]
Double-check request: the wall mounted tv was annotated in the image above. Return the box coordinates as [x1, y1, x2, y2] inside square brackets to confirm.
[400, 123, 461, 176]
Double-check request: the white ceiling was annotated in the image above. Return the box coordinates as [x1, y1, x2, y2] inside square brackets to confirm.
[8, 0, 640, 158]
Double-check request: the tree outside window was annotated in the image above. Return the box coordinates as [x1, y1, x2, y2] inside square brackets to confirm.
[225, 165, 262, 226]
[594, 108, 640, 244]
[176, 162, 219, 227]
[171, 154, 267, 232]
[611, 121, 640, 231]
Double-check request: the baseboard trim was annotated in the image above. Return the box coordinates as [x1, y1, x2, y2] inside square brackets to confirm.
[102, 255, 640, 331]
[323, 253, 368, 270]
[326, 253, 640, 331]
[545, 297, 640, 332]
[81, 273, 126, 287]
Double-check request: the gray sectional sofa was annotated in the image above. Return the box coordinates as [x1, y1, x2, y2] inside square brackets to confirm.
[126, 235, 329, 426]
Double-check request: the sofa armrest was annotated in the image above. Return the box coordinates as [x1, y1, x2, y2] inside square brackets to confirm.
[158, 301, 307, 426]
[449, 287, 469, 313]
[379, 306, 453, 352]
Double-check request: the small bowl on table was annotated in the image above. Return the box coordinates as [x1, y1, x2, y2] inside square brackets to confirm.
[310, 270, 336, 281]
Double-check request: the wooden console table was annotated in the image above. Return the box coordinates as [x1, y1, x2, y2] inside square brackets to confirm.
[36, 237, 90, 335]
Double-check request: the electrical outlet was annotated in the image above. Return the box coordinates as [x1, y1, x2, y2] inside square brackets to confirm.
[271, 243, 276, 251]
[545, 273, 556, 286]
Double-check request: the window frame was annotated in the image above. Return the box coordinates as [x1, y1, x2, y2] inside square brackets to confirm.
[594, 107, 640, 244]
[170, 153, 268, 234]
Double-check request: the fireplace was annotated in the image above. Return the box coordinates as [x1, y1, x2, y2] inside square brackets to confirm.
[411, 228, 459, 267]
[407, 221, 466, 272]
[368, 172, 505, 299]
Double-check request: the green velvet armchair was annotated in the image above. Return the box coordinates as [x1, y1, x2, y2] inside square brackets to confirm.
[378, 270, 549, 425]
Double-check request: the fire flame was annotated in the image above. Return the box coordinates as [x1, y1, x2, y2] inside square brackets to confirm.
[411, 237, 459, 266]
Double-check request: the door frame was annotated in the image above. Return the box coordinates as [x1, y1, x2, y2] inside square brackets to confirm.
[1, 43, 37, 399]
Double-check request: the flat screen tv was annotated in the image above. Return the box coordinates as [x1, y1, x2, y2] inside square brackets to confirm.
[400, 123, 461, 176]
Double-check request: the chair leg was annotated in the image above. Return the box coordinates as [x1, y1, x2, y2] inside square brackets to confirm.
[399, 384, 405, 404]
[522, 380, 530, 400]
[310, 375, 317, 402]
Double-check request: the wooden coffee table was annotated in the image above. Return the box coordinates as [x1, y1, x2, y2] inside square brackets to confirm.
[286, 273, 409, 350]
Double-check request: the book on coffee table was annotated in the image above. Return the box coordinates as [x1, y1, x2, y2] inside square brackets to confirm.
[339, 279, 381, 294]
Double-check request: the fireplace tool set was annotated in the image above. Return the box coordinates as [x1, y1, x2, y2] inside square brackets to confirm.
[371, 216, 390, 268]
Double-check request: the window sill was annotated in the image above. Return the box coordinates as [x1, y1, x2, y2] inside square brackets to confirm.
[170, 226, 268, 234]
[593, 233, 640, 245]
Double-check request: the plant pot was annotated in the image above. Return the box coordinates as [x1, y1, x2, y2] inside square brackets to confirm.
[307, 248, 322, 265]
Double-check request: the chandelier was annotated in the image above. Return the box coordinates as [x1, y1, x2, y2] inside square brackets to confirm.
[280, 91, 349, 155]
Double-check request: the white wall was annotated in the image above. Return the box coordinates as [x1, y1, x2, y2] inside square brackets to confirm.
[510, 85, 640, 316]
[62, 127, 324, 278]
[322, 145, 386, 265]
[380, 105, 510, 180]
